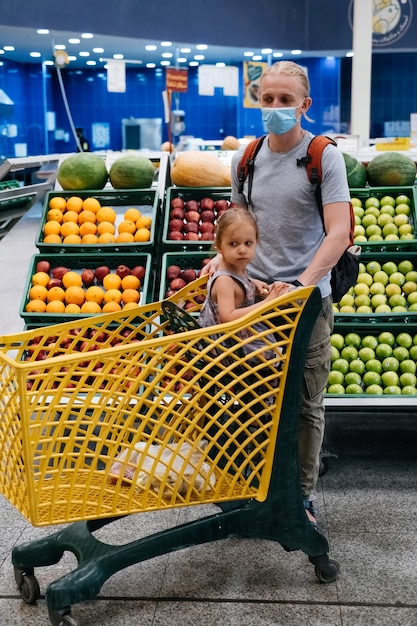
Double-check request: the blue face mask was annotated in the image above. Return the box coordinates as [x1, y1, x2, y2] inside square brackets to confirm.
[261, 101, 304, 135]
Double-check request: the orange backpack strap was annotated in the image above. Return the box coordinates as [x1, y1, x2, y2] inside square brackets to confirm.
[237, 135, 266, 195]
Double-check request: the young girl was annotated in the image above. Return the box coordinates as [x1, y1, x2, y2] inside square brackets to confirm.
[198, 207, 290, 363]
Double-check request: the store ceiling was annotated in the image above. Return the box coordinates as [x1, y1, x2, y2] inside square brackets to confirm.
[0, 25, 350, 70]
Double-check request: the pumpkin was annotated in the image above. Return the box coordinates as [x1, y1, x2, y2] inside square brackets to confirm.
[221, 135, 240, 150]
[171, 151, 231, 187]
[367, 152, 416, 186]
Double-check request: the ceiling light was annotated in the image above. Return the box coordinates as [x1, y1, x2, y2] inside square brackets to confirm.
[194, 54, 205, 60]
[145, 45, 157, 51]
[273, 52, 283, 58]
[160, 60, 170, 66]
[44, 60, 54, 65]
[4, 46, 15, 51]
[54, 45, 66, 50]
[0, 51, 4, 55]
[216, 62, 225, 67]
[291, 49, 302, 55]
[160, 41, 172, 47]
[113, 54, 124, 59]
[177, 57, 187, 63]
[68, 56, 77, 61]
[86, 60, 96, 65]
[81, 33, 94, 39]
[29, 52, 41, 57]
[93, 48, 104, 53]
[162, 52, 173, 58]
[79, 51, 90, 57]
[146, 62, 156, 68]
[244, 51, 254, 57]
[252, 55, 262, 60]
[37, 29, 49, 35]
[68, 38, 80, 44]
[346, 51, 354, 57]
[180, 48, 191, 53]
[196, 44, 208, 50]
[189, 61, 199, 67]
[262, 48, 272, 54]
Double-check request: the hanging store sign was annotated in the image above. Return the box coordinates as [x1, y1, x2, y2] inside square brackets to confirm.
[243, 61, 267, 109]
[348, 0, 413, 48]
[166, 69, 188, 93]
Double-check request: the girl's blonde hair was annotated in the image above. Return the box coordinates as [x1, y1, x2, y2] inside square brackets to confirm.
[259, 61, 314, 123]
[215, 207, 258, 249]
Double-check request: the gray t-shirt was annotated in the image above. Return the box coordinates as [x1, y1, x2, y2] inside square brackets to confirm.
[231, 132, 351, 298]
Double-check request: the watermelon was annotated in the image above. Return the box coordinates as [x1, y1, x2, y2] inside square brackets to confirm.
[57, 153, 108, 190]
[342, 153, 367, 188]
[367, 152, 417, 186]
[109, 154, 155, 189]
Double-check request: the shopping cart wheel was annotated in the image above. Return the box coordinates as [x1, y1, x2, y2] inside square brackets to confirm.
[14, 566, 41, 604]
[309, 555, 340, 583]
[48, 607, 79, 626]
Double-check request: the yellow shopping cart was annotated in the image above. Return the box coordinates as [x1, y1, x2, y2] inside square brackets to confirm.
[0, 277, 339, 626]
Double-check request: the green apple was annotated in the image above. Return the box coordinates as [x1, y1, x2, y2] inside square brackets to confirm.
[354, 283, 370, 296]
[328, 370, 345, 386]
[365, 358, 382, 374]
[401, 385, 417, 395]
[391, 305, 408, 313]
[354, 214, 362, 226]
[382, 261, 398, 275]
[362, 214, 377, 228]
[330, 333, 345, 351]
[331, 345, 340, 361]
[344, 332, 362, 348]
[396, 332, 413, 349]
[354, 225, 366, 238]
[353, 205, 365, 218]
[370, 282, 386, 295]
[366, 261, 381, 275]
[339, 294, 355, 308]
[403, 281, 417, 296]
[389, 272, 406, 287]
[382, 223, 399, 237]
[377, 213, 394, 228]
[378, 331, 395, 346]
[392, 346, 409, 362]
[356, 305, 373, 313]
[399, 224, 413, 237]
[357, 272, 373, 287]
[341, 346, 359, 361]
[358, 347, 376, 362]
[344, 371, 362, 386]
[375, 343, 393, 359]
[393, 214, 409, 227]
[339, 305, 356, 313]
[361, 335, 378, 349]
[381, 370, 400, 387]
[395, 203, 411, 216]
[385, 283, 402, 298]
[354, 235, 367, 243]
[332, 358, 350, 375]
[375, 304, 392, 313]
[398, 260, 414, 275]
[366, 227, 383, 239]
[327, 384, 346, 394]
[382, 356, 400, 372]
[365, 197, 380, 209]
[349, 359, 366, 375]
[406, 270, 417, 282]
[408, 345, 417, 360]
[373, 270, 389, 286]
[366, 383, 384, 395]
[345, 383, 364, 394]
[399, 359, 417, 374]
[363, 370, 381, 386]
[355, 294, 371, 308]
[384, 385, 402, 395]
[395, 194, 411, 206]
[351, 197, 363, 207]
[385, 234, 400, 241]
[380, 205, 395, 217]
[380, 195, 396, 207]
[389, 294, 407, 310]
[371, 294, 387, 309]
[400, 372, 417, 388]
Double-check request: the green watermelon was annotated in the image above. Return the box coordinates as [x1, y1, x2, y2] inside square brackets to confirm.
[57, 153, 108, 190]
[109, 154, 155, 189]
[367, 152, 417, 186]
[342, 152, 367, 188]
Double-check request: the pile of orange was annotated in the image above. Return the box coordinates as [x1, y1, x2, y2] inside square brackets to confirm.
[43, 196, 152, 245]
[25, 266, 144, 315]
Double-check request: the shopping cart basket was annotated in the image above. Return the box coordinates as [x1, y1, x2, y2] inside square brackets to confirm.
[0, 277, 339, 626]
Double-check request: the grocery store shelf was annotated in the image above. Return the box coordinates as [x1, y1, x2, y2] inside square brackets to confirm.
[325, 395, 416, 410]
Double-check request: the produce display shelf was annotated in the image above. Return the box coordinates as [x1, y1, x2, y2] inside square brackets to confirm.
[20, 252, 152, 326]
[36, 189, 159, 254]
[350, 185, 417, 253]
[161, 186, 231, 250]
[158, 251, 216, 302]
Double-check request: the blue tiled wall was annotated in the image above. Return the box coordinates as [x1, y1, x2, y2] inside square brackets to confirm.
[1, 53, 417, 158]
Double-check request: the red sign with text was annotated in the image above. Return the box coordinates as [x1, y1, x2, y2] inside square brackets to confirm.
[166, 68, 188, 92]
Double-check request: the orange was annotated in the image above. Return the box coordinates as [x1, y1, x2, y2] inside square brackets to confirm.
[49, 196, 66, 211]
[78, 210, 97, 224]
[81, 301, 102, 314]
[102, 273, 122, 291]
[43, 220, 61, 236]
[60, 222, 80, 238]
[102, 301, 122, 313]
[123, 300, 140, 310]
[116, 232, 135, 243]
[81, 234, 99, 244]
[46, 286, 66, 302]
[85, 285, 105, 304]
[96, 206, 117, 224]
[65, 285, 86, 306]
[45, 300, 66, 313]
[43, 234, 62, 244]
[121, 275, 140, 290]
[65, 303, 81, 314]
[46, 209, 64, 223]
[134, 228, 151, 242]
[32, 271, 50, 287]
[62, 271, 83, 289]
[103, 288, 122, 304]
[62, 210, 79, 224]
[65, 196, 84, 213]
[97, 221, 115, 235]
[118, 220, 136, 235]
[124, 208, 141, 222]
[63, 234, 82, 244]
[79, 221, 97, 237]
[82, 197, 101, 214]
[121, 288, 140, 304]
[29, 285, 48, 302]
[98, 232, 116, 244]
[25, 299, 47, 313]
[136, 215, 152, 229]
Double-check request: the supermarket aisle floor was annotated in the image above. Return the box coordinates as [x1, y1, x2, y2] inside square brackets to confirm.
[1, 203, 417, 626]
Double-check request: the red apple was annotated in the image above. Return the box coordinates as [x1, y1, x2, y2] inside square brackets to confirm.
[171, 198, 184, 209]
[185, 200, 199, 212]
[81, 269, 95, 286]
[170, 207, 185, 220]
[116, 264, 131, 279]
[183, 221, 199, 234]
[168, 230, 184, 241]
[185, 210, 200, 223]
[170, 278, 187, 291]
[95, 266, 111, 283]
[131, 265, 146, 280]
[199, 222, 215, 234]
[36, 260, 51, 274]
[200, 232, 215, 241]
[51, 266, 70, 279]
[181, 269, 197, 283]
[185, 232, 199, 240]
[215, 199, 229, 211]
[216, 209, 228, 220]
[167, 265, 182, 281]
[200, 197, 215, 211]
[200, 210, 215, 223]
[168, 219, 184, 232]
[47, 277, 63, 289]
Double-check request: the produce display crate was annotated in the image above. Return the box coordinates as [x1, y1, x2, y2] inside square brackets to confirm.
[20, 252, 153, 326]
[334, 250, 417, 323]
[0, 280, 319, 526]
[350, 186, 417, 253]
[161, 186, 231, 250]
[326, 322, 417, 399]
[158, 250, 216, 301]
[0, 180, 34, 211]
[36, 189, 160, 254]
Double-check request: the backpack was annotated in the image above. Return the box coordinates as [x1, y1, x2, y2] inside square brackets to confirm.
[236, 135, 360, 302]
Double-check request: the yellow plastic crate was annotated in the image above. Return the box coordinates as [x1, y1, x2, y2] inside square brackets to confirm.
[0, 278, 316, 527]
